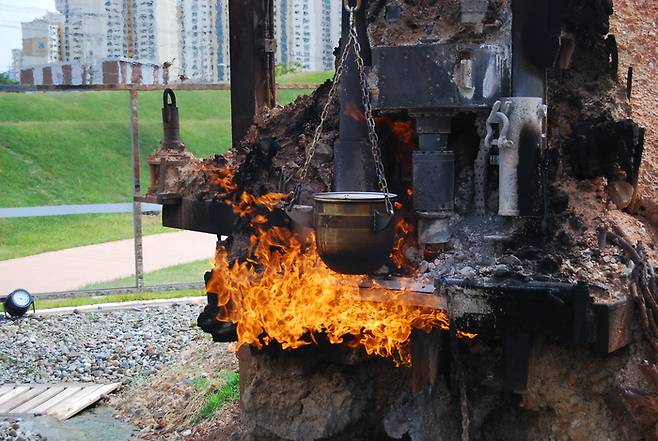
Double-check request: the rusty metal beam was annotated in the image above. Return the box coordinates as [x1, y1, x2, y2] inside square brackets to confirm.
[0, 83, 317, 93]
[129, 89, 145, 289]
[228, 0, 276, 147]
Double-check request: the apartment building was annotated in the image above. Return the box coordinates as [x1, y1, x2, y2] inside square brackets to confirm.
[10, 49, 23, 81]
[277, 0, 341, 71]
[129, 0, 178, 65]
[177, 0, 218, 82]
[20, 12, 64, 68]
[215, 0, 230, 82]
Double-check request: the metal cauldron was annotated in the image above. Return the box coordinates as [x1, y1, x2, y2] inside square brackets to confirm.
[313, 192, 397, 275]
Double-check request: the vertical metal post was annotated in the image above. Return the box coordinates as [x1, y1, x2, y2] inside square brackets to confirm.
[334, 0, 377, 192]
[228, 0, 276, 147]
[130, 88, 144, 289]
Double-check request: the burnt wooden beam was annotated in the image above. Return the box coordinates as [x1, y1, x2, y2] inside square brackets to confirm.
[228, 0, 276, 148]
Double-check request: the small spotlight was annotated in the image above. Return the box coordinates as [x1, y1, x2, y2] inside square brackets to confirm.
[3, 289, 35, 318]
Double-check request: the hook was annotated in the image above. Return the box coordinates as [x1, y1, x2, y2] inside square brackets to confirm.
[343, 0, 362, 12]
[163, 88, 177, 108]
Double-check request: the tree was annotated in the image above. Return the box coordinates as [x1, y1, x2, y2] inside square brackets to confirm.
[0, 73, 18, 85]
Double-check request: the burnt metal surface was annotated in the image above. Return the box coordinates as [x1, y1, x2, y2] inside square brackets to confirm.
[438, 277, 633, 355]
[313, 192, 396, 275]
[371, 43, 511, 111]
[162, 198, 237, 235]
[161, 89, 184, 150]
[413, 151, 455, 213]
[334, 0, 378, 192]
[162, 198, 289, 235]
[228, 0, 276, 147]
[440, 277, 590, 345]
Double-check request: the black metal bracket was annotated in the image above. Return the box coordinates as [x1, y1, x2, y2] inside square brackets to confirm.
[437, 277, 634, 392]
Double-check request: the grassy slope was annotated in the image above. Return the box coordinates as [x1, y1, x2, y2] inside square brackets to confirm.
[0, 90, 234, 207]
[0, 88, 315, 260]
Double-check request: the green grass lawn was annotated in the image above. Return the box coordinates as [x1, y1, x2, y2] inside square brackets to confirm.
[83, 258, 212, 289]
[0, 213, 171, 261]
[278, 71, 333, 84]
[0, 88, 315, 208]
[0, 87, 317, 261]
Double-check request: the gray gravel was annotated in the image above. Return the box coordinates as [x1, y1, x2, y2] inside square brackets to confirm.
[0, 303, 204, 384]
[0, 419, 47, 441]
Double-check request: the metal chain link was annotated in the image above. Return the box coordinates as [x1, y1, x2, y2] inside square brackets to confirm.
[288, 6, 393, 216]
[287, 33, 351, 208]
[348, 13, 393, 215]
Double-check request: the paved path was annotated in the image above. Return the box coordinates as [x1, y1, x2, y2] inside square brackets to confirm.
[0, 203, 161, 219]
[0, 231, 216, 294]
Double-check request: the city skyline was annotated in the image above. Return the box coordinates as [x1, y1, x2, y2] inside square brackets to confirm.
[4, 0, 342, 83]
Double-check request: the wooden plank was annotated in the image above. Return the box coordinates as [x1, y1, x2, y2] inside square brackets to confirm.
[30, 386, 84, 414]
[0, 385, 16, 396]
[0, 386, 30, 407]
[11, 386, 67, 414]
[48, 383, 120, 421]
[0, 386, 45, 413]
[39, 385, 102, 418]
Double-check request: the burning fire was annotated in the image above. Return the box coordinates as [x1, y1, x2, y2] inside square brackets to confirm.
[202, 164, 453, 366]
[207, 224, 449, 366]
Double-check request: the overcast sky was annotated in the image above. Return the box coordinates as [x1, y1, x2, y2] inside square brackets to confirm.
[0, 0, 56, 72]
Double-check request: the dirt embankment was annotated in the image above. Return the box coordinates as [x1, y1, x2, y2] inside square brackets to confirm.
[611, 0, 658, 216]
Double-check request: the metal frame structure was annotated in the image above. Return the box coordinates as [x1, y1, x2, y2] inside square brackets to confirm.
[0, 73, 314, 300]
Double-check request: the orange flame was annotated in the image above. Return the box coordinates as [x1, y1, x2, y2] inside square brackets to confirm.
[344, 101, 366, 121]
[203, 155, 465, 366]
[208, 225, 449, 366]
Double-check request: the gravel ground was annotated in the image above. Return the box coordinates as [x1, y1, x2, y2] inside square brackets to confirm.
[0, 419, 47, 441]
[0, 303, 205, 384]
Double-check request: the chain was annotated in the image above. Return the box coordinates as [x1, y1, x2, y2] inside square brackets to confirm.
[288, 5, 393, 216]
[287, 35, 351, 208]
[349, 13, 393, 215]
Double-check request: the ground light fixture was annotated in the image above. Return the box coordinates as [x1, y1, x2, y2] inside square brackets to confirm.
[2, 289, 35, 318]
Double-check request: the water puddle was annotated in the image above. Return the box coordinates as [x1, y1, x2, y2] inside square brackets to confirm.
[15, 405, 138, 441]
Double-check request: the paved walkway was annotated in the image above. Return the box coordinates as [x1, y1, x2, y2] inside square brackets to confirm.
[0, 231, 217, 294]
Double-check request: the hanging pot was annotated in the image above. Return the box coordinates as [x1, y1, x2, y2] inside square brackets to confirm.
[284, 2, 396, 275]
[313, 192, 397, 275]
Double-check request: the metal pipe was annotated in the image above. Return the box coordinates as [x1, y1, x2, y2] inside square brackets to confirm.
[412, 114, 454, 246]
[495, 97, 545, 216]
[129, 88, 144, 290]
[333, 0, 377, 192]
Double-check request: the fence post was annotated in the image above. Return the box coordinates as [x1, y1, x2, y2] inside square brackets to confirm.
[130, 88, 144, 289]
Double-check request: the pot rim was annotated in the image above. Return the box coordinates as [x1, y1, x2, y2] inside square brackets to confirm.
[313, 191, 398, 202]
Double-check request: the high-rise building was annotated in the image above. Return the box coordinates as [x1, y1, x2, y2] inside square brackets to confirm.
[129, 0, 178, 65]
[10, 49, 23, 81]
[276, 0, 341, 71]
[274, 0, 294, 67]
[215, 0, 230, 82]
[57, 0, 107, 63]
[55, 0, 178, 66]
[321, 0, 341, 70]
[20, 12, 64, 68]
[177, 0, 218, 82]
